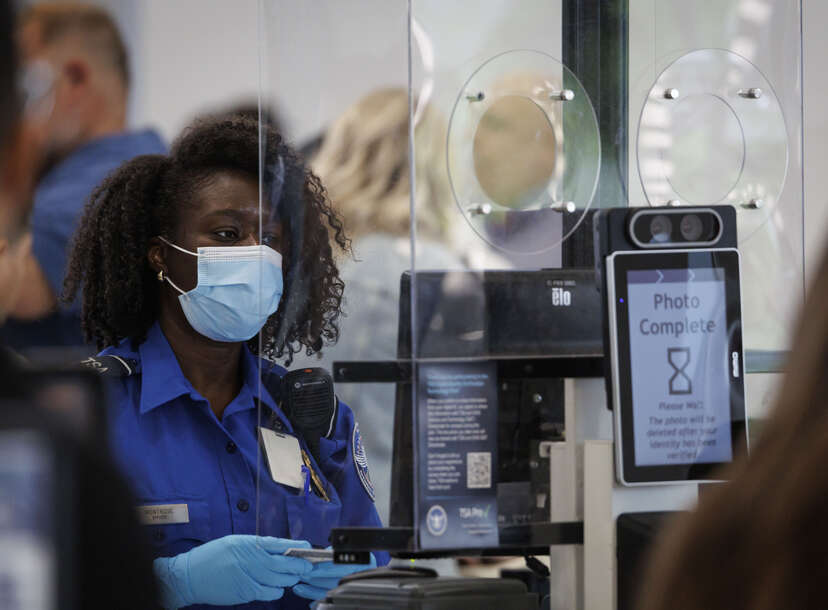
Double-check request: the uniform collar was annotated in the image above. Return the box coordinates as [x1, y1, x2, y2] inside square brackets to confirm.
[137, 323, 193, 414]
[137, 322, 281, 416]
[233, 345, 282, 419]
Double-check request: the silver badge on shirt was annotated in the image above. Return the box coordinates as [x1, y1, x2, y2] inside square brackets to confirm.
[137, 503, 190, 525]
[259, 427, 305, 489]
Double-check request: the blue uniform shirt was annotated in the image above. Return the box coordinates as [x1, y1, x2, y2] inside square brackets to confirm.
[102, 323, 387, 609]
[1, 129, 166, 351]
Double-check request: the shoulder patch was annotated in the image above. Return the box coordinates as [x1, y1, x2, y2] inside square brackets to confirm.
[352, 422, 375, 502]
[80, 355, 139, 377]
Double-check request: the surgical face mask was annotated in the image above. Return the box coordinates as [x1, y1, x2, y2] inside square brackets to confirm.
[158, 237, 284, 343]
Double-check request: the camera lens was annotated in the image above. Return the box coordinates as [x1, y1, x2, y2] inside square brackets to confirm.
[679, 214, 704, 241]
[649, 214, 672, 243]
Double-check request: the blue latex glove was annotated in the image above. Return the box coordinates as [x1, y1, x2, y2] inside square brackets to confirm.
[153, 535, 313, 609]
[292, 551, 377, 601]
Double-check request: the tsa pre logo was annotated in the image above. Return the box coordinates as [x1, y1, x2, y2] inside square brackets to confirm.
[352, 423, 375, 501]
[426, 505, 448, 537]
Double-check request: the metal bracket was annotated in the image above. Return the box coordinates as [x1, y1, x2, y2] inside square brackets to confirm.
[538, 441, 562, 458]
[549, 89, 575, 101]
[737, 87, 762, 99]
[467, 203, 493, 216]
[332, 357, 604, 384]
[330, 522, 585, 557]
[548, 201, 577, 213]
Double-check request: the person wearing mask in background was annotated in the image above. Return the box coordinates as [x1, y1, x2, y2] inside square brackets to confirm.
[64, 115, 387, 609]
[0, 2, 160, 607]
[638, 243, 828, 610]
[1, 3, 165, 355]
[0, 0, 51, 362]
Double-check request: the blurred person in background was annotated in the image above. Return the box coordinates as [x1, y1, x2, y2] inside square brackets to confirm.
[0, 2, 165, 356]
[0, 1, 160, 607]
[638, 242, 828, 610]
[294, 87, 461, 527]
[0, 0, 45, 363]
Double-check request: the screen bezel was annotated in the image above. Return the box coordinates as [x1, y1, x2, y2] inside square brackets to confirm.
[608, 248, 747, 485]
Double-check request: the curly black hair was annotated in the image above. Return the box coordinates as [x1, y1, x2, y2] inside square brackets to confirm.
[63, 115, 350, 364]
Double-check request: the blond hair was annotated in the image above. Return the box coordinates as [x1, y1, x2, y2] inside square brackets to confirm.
[312, 88, 451, 242]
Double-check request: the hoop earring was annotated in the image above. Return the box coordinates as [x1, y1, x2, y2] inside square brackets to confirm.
[157, 270, 164, 282]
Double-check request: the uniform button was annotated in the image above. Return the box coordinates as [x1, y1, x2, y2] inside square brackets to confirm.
[226, 441, 237, 454]
[153, 530, 165, 542]
[237, 499, 250, 512]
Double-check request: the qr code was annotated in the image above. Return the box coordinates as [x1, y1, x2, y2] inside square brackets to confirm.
[466, 452, 492, 489]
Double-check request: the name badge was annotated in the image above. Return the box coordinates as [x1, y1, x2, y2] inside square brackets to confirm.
[137, 503, 190, 525]
[259, 427, 304, 489]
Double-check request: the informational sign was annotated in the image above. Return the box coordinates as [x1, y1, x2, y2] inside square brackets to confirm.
[626, 268, 733, 467]
[416, 361, 499, 550]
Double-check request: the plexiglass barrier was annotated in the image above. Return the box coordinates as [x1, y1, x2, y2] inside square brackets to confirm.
[255, 0, 803, 560]
[256, 0, 412, 561]
[408, 0, 610, 554]
[629, 0, 803, 354]
[257, 0, 610, 557]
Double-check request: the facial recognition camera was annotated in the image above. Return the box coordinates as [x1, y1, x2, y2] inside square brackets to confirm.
[594, 207, 736, 259]
[593, 206, 747, 485]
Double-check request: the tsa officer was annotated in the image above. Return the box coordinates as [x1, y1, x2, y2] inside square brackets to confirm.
[64, 116, 388, 608]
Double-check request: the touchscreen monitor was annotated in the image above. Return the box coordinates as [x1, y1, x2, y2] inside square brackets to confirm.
[607, 249, 747, 485]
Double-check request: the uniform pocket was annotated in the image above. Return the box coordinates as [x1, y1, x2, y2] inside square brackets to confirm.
[283, 492, 342, 548]
[137, 499, 211, 557]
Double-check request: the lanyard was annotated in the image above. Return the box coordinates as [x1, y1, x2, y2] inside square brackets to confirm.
[302, 448, 330, 502]
[261, 398, 330, 502]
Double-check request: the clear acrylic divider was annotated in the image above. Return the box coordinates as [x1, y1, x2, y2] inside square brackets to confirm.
[629, 0, 804, 355]
[255, 0, 410, 561]
[255, 0, 803, 560]
[410, 0, 609, 554]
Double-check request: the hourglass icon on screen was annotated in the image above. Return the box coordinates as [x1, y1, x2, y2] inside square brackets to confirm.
[668, 347, 692, 395]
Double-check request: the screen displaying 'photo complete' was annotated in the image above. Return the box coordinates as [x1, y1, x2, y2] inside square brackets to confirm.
[626, 268, 733, 467]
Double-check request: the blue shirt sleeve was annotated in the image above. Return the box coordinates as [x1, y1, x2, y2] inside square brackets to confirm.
[29, 180, 92, 307]
[317, 399, 391, 566]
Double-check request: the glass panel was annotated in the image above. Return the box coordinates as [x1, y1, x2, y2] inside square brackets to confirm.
[474, 95, 559, 209]
[410, 0, 607, 554]
[257, 0, 801, 563]
[256, 0, 409, 561]
[259, 0, 610, 559]
[629, 0, 804, 353]
[638, 48, 789, 238]
[446, 49, 600, 254]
